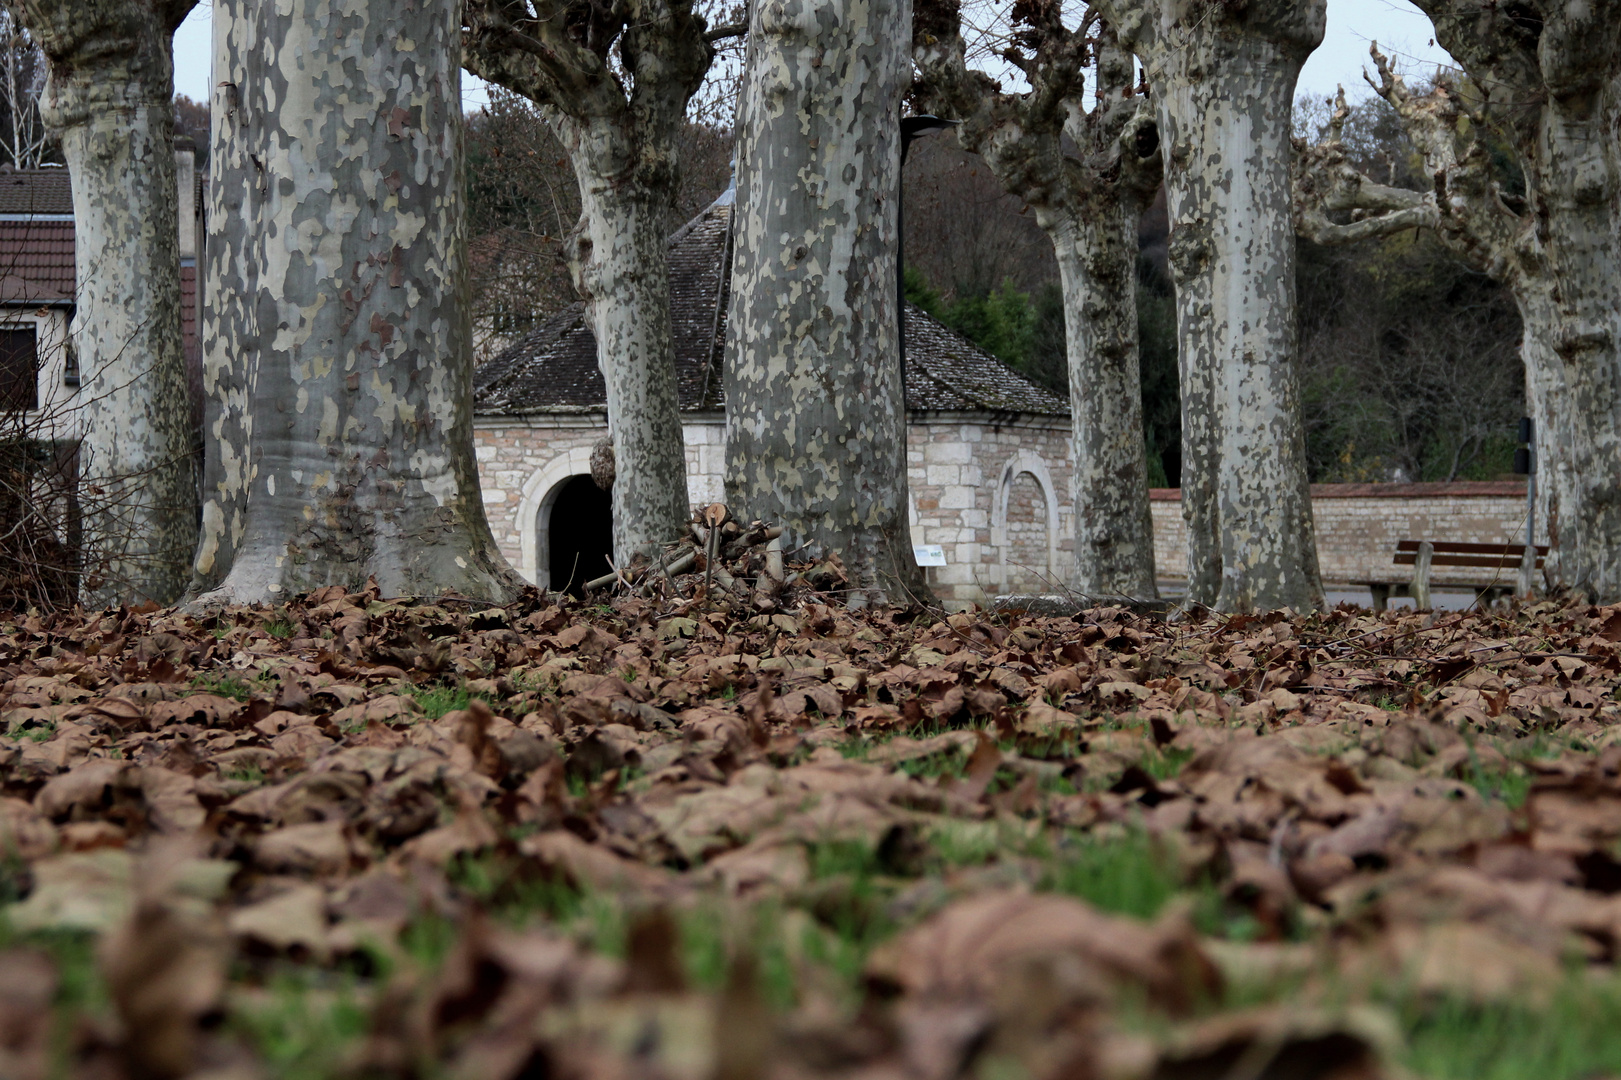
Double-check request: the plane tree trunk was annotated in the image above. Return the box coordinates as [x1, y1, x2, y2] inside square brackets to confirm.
[555, 121, 689, 572]
[463, 0, 730, 568]
[191, 0, 258, 591]
[912, 4, 1161, 602]
[198, 0, 522, 604]
[13, 0, 199, 607]
[1096, 0, 1327, 612]
[723, 0, 925, 608]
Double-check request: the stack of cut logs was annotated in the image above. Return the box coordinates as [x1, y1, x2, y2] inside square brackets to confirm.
[581, 504, 798, 610]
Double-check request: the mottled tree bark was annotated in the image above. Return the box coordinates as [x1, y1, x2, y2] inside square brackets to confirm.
[913, 7, 1160, 601]
[191, 0, 257, 591]
[464, 0, 726, 566]
[1301, 5, 1621, 601]
[564, 149, 690, 567]
[199, 0, 521, 604]
[1095, 0, 1326, 612]
[724, 0, 926, 607]
[12, 0, 198, 607]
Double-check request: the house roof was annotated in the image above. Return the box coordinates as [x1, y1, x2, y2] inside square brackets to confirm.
[473, 199, 1069, 418]
[0, 221, 73, 307]
[0, 168, 72, 216]
[0, 162, 204, 313]
[0, 171, 78, 311]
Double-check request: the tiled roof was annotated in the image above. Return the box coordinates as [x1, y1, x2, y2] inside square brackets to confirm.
[0, 169, 72, 215]
[474, 199, 1068, 418]
[902, 307, 1069, 413]
[0, 221, 73, 305]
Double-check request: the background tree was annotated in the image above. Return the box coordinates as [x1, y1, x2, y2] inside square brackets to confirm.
[1094, 0, 1327, 612]
[463, 90, 583, 364]
[913, 0, 1161, 600]
[11, 0, 198, 607]
[461, 91, 732, 363]
[1297, 235, 1523, 484]
[196, 0, 521, 604]
[1292, 91, 1524, 487]
[0, 10, 47, 168]
[901, 133, 1057, 300]
[171, 91, 207, 159]
[902, 138, 1182, 488]
[1294, 12, 1621, 601]
[724, 0, 925, 608]
[462, 0, 743, 569]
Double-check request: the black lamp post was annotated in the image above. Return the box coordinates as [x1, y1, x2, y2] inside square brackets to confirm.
[1514, 416, 1536, 596]
[897, 115, 957, 395]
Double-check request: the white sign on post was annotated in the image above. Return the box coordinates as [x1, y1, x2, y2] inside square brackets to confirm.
[913, 544, 947, 567]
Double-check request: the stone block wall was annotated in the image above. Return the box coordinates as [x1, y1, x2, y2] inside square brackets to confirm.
[1149, 482, 1531, 588]
[473, 412, 1077, 608]
[474, 417, 1530, 606]
[474, 415, 726, 586]
[904, 416, 1074, 606]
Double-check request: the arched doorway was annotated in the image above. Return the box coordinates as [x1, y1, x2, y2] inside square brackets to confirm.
[546, 475, 613, 594]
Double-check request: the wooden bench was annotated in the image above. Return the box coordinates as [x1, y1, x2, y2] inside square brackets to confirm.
[1360, 540, 1547, 612]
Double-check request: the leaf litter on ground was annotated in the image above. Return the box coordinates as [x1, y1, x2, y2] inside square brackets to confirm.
[4, 581, 1621, 1078]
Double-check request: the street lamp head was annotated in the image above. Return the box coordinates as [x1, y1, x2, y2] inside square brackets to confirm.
[900, 114, 959, 145]
[900, 115, 959, 164]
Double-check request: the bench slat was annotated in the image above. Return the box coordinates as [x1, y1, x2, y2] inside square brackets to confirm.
[1395, 540, 1548, 556]
[1394, 553, 1545, 568]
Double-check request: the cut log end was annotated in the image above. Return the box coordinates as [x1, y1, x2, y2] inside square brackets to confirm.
[590, 436, 615, 492]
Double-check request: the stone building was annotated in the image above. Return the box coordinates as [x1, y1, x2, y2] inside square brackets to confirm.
[472, 194, 1075, 606]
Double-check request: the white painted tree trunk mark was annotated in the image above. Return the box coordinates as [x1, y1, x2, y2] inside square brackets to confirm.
[559, 116, 692, 565]
[724, 0, 925, 607]
[1102, 0, 1326, 611]
[204, 0, 521, 604]
[16, 0, 200, 608]
[193, 0, 258, 590]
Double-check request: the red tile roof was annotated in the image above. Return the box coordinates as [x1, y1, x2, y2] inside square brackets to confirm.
[0, 220, 74, 305]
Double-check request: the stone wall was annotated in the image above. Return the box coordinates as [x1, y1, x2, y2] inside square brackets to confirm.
[1150, 482, 1531, 588]
[473, 412, 1076, 607]
[474, 417, 1533, 606]
[474, 415, 726, 587]
[905, 415, 1074, 605]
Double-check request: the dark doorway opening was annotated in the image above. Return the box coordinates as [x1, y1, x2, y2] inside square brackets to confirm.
[548, 475, 613, 595]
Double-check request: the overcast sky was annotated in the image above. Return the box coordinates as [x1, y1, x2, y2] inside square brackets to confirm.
[171, 0, 1459, 114]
